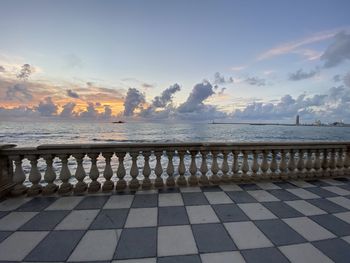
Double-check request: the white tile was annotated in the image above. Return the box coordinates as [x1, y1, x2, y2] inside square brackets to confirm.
[186, 205, 219, 224]
[279, 243, 333, 263]
[125, 208, 157, 228]
[45, 196, 84, 210]
[342, 235, 350, 245]
[55, 210, 99, 230]
[201, 251, 245, 263]
[256, 182, 281, 190]
[180, 186, 201, 192]
[224, 221, 273, 249]
[104, 195, 134, 209]
[69, 229, 121, 261]
[321, 178, 344, 185]
[328, 196, 350, 209]
[283, 217, 336, 241]
[136, 189, 158, 194]
[112, 258, 156, 263]
[285, 200, 326, 216]
[238, 203, 277, 220]
[219, 184, 243, 191]
[159, 193, 184, 207]
[204, 192, 233, 204]
[0, 231, 48, 261]
[322, 186, 350, 196]
[0, 197, 32, 211]
[0, 212, 37, 231]
[334, 211, 350, 224]
[289, 180, 317, 188]
[158, 225, 197, 257]
[247, 190, 280, 202]
[286, 188, 320, 199]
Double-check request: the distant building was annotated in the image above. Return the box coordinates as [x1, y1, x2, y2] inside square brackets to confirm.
[296, 115, 300, 126]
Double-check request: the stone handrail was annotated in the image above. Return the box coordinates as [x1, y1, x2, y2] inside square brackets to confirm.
[0, 142, 349, 197]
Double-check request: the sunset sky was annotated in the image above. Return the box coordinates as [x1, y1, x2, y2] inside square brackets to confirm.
[1, 0, 350, 122]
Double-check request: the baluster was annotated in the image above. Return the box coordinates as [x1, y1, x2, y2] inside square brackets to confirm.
[154, 151, 164, 188]
[42, 154, 58, 195]
[27, 155, 42, 196]
[313, 150, 322, 177]
[73, 153, 87, 193]
[129, 151, 140, 190]
[210, 151, 220, 184]
[251, 151, 259, 180]
[241, 150, 250, 181]
[279, 150, 288, 180]
[329, 149, 336, 177]
[116, 152, 126, 191]
[296, 150, 305, 178]
[142, 152, 152, 189]
[88, 153, 100, 192]
[288, 150, 297, 179]
[188, 150, 199, 186]
[336, 149, 344, 177]
[102, 152, 114, 192]
[270, 150, 278, 179]
[260, 150, 269, 179]
[199, 150, 209, 185]
[305, 150, 313, 178]
[321, 149, 330, 177]
[166, 151, 175, 187]
[344, 147, 350, 176]
[10, 155, 27, 196]
[176, 150, 187, 186]
[221, 151, 230, 183]
[58, 154, 72, 194]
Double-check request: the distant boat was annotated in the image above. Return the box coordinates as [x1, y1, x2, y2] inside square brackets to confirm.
[112, 121, 125, 124]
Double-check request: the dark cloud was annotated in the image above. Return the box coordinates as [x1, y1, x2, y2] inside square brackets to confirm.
[142, 83, 154, 89]
[16, 64, 32, 80]
[152, 83, 181, 108]
[218, 87, 226, 95]
[213, 72, 234, 85]
[321, 31, 350, 68]
[344, 72, 350, 88]
[66, 89, 79, 98]
[288, 68, 319, 81]
[245, 77, 266, 86]
[6, 84, 33, 102]
[60, 102, 76, 118]
[79, 102, 98, 118]
[0, 66, 5, 73]
[123, 88, 145, 116]
[37, 97, 58, 116]
[101, 105, 112, 119]
[333, 74, 342, 82]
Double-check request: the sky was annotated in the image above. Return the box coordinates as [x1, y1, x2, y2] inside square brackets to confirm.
[0, 0, 350, 122]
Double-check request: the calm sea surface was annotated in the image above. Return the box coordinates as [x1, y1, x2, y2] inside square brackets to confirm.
[1, 120, 350, 147]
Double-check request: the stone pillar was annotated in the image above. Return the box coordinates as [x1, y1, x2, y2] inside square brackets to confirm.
[188, 151, 199, 186]
[221, 151, 230, 183]
[129, 151, 140, 190]
[154, 151, 164, 188]
[116, 152, 127, 191]
[102, 152, 114, 192]
[58, 154, 73, 194]
[166, 151, 175, 187]
[176, 150, 187, 186]
[142, 152, 152, 189]
[88, 153, 101, 192]
[42, 154, 58, 195]
[27, 155, 42, 196]
[199, 150, 209, 185]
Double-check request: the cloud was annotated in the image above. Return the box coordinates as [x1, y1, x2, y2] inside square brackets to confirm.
[321, 31, 350, 68]
[152, 83, 180, 108]
[16, 64, 33, 80]
[231, 65, 246, 71]
[123, 88, 145, 116]
[0, 66, 5, 73]
[213, 72, 234, 85]
[245, 77, 266, 86]
[63, 54, 83, 68]
[142, 83, 154, 89]
[344, 72, 350, 88]
[37, 97, 58, 116]
[60, 102, 76, 118]
[66, 89, 79, 98]
[333, 74, 342, 82]
[288, 68, 319, 81]
[5, 84, 33, 101]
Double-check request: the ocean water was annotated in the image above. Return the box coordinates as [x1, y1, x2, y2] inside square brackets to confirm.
[1, 120, 350, 147]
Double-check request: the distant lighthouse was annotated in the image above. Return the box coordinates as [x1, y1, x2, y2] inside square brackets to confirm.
[296, 115, 300, 126]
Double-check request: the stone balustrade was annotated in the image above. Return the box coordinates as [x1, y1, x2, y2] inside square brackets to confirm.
[0, 142, 350, 197]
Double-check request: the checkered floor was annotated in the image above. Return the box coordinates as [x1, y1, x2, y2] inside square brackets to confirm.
[1, 178, 350, 262]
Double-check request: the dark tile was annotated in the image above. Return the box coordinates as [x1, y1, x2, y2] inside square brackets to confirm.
[262, 202, 303, 218]
[131, 194, 158, 208]
[192, 223, 236, 253]
[254, 219, 306, 246]
[75, 196, 109, 210]
[241, 247, 289, 263]
[212, 203, 249, 222]
[0, 211, 9, 220]
[339, 184, 350, 192]
[307, 199, 347, 213]
[310, 214, 350, 236]
[200, 186, 223, 192]
[19, 210, 70, 231]
[268, 189, 299, 201]
[0, 231, 12, 243]
[226, 191, 257, 203]
[24, 230, 85, 261]
[306, 187, 338, 198]
[90, 209, 129, 229]
[238, 183, 261, 191]
[114, 227, 157, 259]
[306, 180, 331, 187]
[313, 238, 350, 263]
[158, 255, 201, 263]
[158, 188, 180, 193]
[16, 197, 57, 212]
[334, 177, 350, 182]
[159, 206, 189, 226]
[273, 182, 297, 189]
[182, 192, 209, 206]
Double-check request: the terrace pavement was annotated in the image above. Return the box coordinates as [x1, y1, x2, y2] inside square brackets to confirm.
[1, 178, 350, 262]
